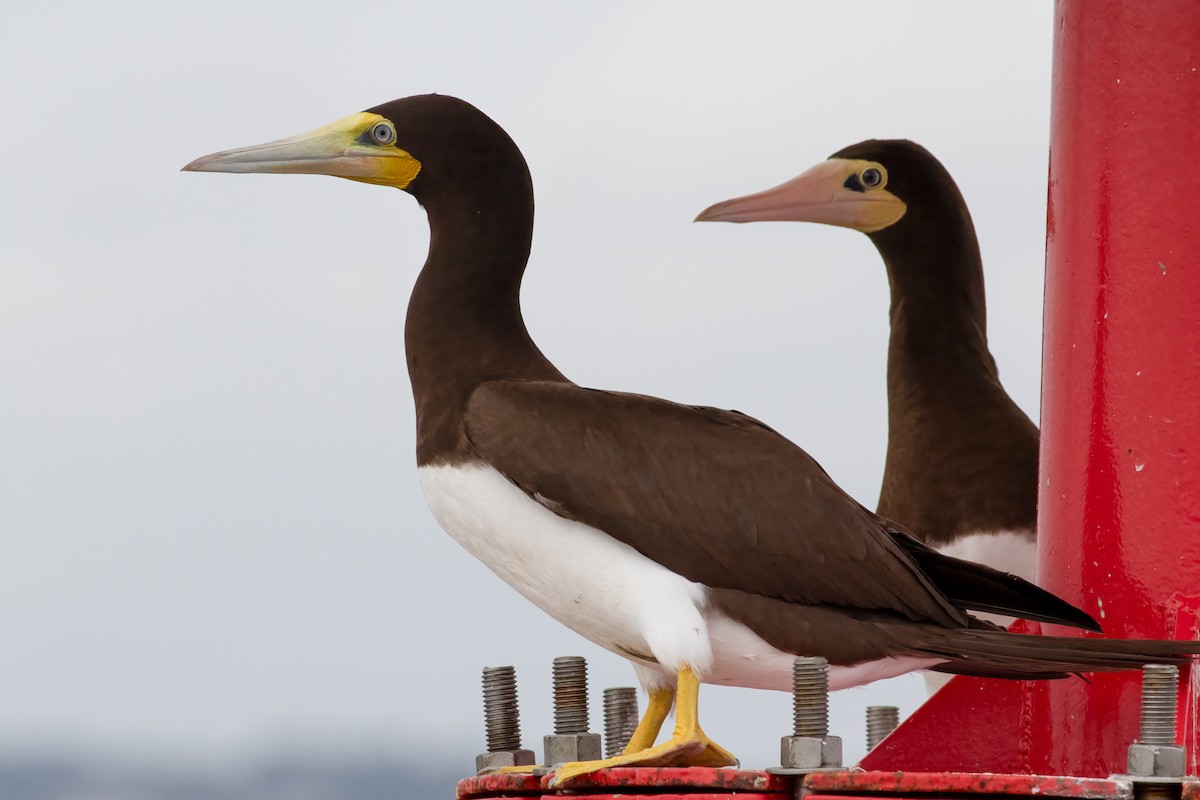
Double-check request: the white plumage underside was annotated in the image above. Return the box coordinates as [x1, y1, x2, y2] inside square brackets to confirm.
[419, 463, 941, 692]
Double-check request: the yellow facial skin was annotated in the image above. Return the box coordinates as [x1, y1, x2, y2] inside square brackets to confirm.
[183, 112, 421, 189]
[695, 157, 907, 233]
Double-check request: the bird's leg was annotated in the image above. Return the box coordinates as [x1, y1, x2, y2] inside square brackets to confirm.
[549, 666, 738, 787]
[621, 685, 674, 754]
[499, 680, 675, 775]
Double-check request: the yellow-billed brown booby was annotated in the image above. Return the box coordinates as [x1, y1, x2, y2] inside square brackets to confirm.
[697, 141, 1039, 603]
[185, 99, 1198, 784]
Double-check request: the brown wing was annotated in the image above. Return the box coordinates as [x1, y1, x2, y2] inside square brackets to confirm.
[463, 379, 968, 627]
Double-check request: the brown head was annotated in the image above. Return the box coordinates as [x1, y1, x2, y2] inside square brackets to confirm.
[696, 139, 973, 237]
[183, 93, 534, 231]
[696, 140, 982, 303]
[184, 95, 561, 465]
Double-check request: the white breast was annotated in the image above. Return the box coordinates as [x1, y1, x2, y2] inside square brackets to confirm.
[418, 462, 944, 691]
[935, 529, 1037, 586]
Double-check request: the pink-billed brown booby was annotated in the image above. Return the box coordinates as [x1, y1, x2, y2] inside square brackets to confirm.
[697, 141, 1039, 604]
[185, 99, 1198, 784]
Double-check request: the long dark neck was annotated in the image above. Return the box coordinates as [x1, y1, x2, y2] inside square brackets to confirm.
[868, 210, 1038, 543]
[405, 177, 566, 465]
[873, 209, 994, 386]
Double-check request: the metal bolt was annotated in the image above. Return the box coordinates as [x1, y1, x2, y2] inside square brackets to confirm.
[1125, 664, 1186, 784]
[866, 705, 899, 750]
[603, 687, 639, 758]
[483, 665, 522, 751]
[476, 666, 535, 773]
[542, 656, 602, 767]
[769, 657, 842, 774]
[1139, 664, 1179, 746]
[552, 656, 589, 734]
[792, 656, 829, 737]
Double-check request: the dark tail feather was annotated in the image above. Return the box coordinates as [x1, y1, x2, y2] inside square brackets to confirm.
[930, 663, 1071, 680]
[913, 628, 1200, 679]
[890, 530, 1103, 632]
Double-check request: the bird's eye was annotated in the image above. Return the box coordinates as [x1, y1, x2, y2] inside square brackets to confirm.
[861, 167, 884, 188]
[370, 121, 396, 145]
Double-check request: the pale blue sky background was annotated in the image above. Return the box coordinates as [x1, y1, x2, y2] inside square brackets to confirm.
[0, 0, 1051, 772]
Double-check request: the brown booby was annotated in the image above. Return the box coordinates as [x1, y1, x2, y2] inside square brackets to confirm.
[185, 98, 1199, 784]
[697, 141, 1039, 603]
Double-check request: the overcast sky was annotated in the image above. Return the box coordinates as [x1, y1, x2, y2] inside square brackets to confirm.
[0, 0, 1052, 772]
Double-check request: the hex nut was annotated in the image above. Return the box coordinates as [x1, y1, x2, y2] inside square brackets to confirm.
[780, 735, 843, 770]
[1127, 743, 1186, 778]
[475, 749, 536, 774]
[544, 733, 602, 765]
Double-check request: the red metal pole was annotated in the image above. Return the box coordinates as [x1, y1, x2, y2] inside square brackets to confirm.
[862, 0, 1200, 777]
[1036, 0, 1200, 776]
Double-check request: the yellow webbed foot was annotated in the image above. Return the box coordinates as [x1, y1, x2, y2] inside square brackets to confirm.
[549, 727, 737, 786]
[685, 733, 738, 767]
[549, 667, 737, 787]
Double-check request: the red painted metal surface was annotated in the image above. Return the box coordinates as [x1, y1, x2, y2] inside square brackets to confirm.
[859, 633, 1041, 774]
[456, 767, 1174, 800]
[456, 767, 792, 800]
[861, 0, 1200, 778]
[804, 771, 1134, 800]
[1035, 0, 1200, 776]
[458, 772, 542, 800]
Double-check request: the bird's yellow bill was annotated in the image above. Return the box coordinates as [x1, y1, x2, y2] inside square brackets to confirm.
[183, 111, 421, 189]
[696, 158, 906, 233]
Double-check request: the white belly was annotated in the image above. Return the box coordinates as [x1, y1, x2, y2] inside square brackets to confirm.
[705, 611, 942, 692]
[419, 463, 714, 675]
[418, 462, 944, 691]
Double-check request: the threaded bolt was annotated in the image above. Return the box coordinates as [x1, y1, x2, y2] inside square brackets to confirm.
[771, 656, 841, 773]
[482, 666, 523, 752]
[552, 656, 589, 735]
[603, 687, 639, 758]
[1139, 664, 1179, 746]
[866, 706, 899, 750]
[792, 657, 829, 738]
